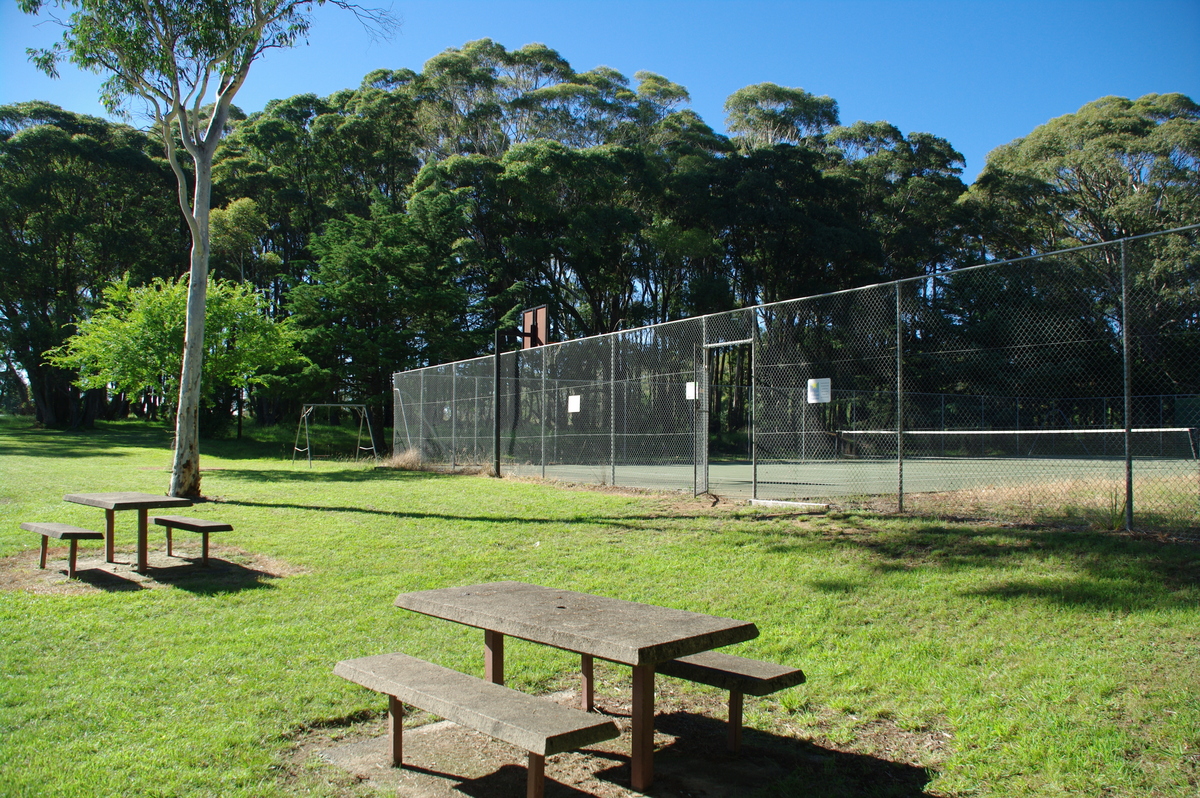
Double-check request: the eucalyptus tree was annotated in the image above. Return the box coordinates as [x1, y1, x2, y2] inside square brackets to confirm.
[724, 82, 839, 150]
[19, 0, 390, 497]
[967, 93, 1200, 252]
[964, 93, 1200, 400]
[825, 121, 969, 280]
[0, 102, 182, 426]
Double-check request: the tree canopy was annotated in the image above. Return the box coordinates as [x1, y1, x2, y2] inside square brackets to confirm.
[4, 30, 1195, 447]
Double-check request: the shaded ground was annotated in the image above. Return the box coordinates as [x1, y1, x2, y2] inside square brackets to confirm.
[282, 679, 946, 798]
[0, 543, 303, 594]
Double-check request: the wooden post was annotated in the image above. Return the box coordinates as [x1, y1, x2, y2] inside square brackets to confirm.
[136, 508, 149, 573]
[68, 539, 79, 579]
[581, 654, 594, 712]
[485, 630, 505, 685]
[526, 752, 545, 798]
[105, 509, 115, 562]
[727, 690, 744, 753]
[630, 664, 655, 790]
[388, 696, 403, 767]
[40, 535, 48, 570]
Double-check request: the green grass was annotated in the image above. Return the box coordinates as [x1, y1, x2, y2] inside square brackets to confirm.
[0, 417, 1197, 797]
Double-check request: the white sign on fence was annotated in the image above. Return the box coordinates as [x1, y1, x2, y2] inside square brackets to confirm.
[685, 381, 696, 400]
[567, 395, 581, 413]
[807, 378, 831, 404]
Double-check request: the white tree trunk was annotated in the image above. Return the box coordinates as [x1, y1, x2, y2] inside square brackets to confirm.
[169, 158, 212, 498]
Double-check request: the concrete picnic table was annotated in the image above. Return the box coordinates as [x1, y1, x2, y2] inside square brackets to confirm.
[393, 580, 759, 791]
[63, 492, 192, 574]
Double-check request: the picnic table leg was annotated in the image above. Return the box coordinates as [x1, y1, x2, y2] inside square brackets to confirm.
[166, 525, 174, 557]
[105, 509, 115, 562]
[201, 532, 209, 566]
[526, 752, 545, 798]
[728, 689, 744, 752]
[68, 539, 79, 578]
[630, 663, 655, 791]
[40, 535, 48, 570]
[581, 654, 594, 712]
[388, 695, 403, 767]
[136, 508, 149, 573]
[485, 630, 504, 685]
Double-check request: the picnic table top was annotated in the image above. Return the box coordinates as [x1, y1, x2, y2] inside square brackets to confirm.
[394, 580, 758, 666]
[63, 492, 194, 511]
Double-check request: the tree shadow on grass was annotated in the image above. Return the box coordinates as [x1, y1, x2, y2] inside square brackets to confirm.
[740, 513, 1199, 603]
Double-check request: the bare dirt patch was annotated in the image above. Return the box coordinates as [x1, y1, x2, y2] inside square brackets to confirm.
[0, 544, 305, 594]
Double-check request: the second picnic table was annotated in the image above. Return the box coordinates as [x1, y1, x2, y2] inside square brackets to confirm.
[393, 580, 759, 791]
[63, 492, 192, 574]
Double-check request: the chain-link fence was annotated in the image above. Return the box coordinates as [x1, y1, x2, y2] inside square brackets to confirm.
[395, 227, 1200, 536]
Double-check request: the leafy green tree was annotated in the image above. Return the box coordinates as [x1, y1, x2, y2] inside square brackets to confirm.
[20, 0, 388, 496]
[967, 93, 1200, 252]
[724, 83, 839, 150]
[296, 201, 474, 443]
[0, 102, 182, 427]
[825, 121, 969, 280]
[46, 275, 303, 425]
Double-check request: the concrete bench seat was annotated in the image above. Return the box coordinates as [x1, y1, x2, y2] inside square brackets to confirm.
[21, 522, 103, 578]
[335, 652, 620, 798]
[658, 650, 806, 752]
[151, 516, 232, 565]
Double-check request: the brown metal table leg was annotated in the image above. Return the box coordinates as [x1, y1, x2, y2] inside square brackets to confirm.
[40, 535, 48, 570]
[68, 539, 79, 578]
[581, 654, 594, 711]
[105, 509, 115, 562]
[389, 695, 403, 767]
[630, 663, 655, 791]
[526, 752, 545, 798]
[136, 508, 149, 573]
[485, 629, 505, 685]
[728, 689, 744, 752]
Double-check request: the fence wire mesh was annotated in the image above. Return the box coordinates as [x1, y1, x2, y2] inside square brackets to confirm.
[395, 229, 1200, 537]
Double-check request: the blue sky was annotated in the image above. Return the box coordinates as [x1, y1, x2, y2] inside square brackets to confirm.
[2, 0, 1197, 181]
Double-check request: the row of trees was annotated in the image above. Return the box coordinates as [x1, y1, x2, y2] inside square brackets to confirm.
[2, 38, 1198, 454]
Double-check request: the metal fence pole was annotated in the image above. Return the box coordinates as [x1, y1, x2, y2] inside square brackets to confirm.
[451, 368, 457, 468]
[610, 334, 617, 486]
[1122, 238, 1134, 530]
[896, 283, 905, 513]
[541, 349, 547, 479]
[494, 329, 501, 478]
[751, 311, 759, 500]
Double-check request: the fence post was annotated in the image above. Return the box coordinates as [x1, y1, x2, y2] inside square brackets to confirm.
[751, 310, 758, 500]
[541, 349, 547, 480]
[494, 328, 502, 478]
[1122, 238, 1134, 530]
[610, 334, 617, 486]
[896, 283, 905, 513]
[451, 368, 457, 468]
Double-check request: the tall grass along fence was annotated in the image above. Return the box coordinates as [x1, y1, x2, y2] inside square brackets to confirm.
[395, 227, 1200, 538]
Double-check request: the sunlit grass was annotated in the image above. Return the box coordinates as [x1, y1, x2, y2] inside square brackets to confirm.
[0, 416, 1197, 797]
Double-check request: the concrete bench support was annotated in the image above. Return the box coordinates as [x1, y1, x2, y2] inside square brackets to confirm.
[151, 516, 232, 565]
[335, 652, 619, 798]
[658, 650, 806, 752]
[21, 522, 103, 579]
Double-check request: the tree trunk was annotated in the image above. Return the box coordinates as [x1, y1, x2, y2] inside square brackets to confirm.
[169, 159, 212, 498]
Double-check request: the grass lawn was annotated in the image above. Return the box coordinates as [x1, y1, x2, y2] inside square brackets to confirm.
[0, 417, 1197, 797]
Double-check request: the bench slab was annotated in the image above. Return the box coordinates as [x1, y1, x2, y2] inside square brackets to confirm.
[658, 650, 805, 695]
[334, 653, 619, 756]
[20, 522, 104, 540]
[151, 516, 233, 532]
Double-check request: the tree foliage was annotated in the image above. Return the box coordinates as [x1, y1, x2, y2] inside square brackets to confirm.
[46, 275, 303, 411]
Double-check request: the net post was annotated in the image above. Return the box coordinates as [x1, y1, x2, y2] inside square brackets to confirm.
[1122, 238, 1133, 531]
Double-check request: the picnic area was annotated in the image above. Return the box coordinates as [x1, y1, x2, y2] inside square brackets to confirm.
[0, 417, 1197, 797]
